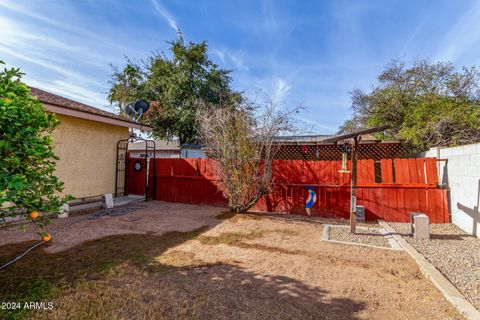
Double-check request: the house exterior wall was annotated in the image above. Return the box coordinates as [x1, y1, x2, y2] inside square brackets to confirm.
[418, 143, 480, 237]
[181, 148, 206, 158]
[52, 114, 130, 199]
[129, 150, 180, 158]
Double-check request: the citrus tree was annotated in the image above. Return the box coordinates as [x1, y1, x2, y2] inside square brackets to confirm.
[0, 61, 70, 237]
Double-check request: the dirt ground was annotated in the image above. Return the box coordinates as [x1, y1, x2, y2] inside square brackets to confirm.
[0, 201, 462, 319]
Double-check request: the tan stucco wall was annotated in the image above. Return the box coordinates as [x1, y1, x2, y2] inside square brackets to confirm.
[52, 114, 129, 199]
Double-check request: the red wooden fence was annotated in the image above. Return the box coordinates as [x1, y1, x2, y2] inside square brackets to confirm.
[142, 157, 449, 223]
[149, 158, 227, 207]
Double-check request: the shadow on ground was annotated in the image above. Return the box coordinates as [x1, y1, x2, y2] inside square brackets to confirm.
[0, 227, 208, 319]
[0, 223, 366, 320]
[390, 231, 473, 241]
[145, 263, 366, 320]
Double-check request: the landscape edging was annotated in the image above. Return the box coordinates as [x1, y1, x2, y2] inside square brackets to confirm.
[321, 224, 403, 251]
[379, 220, 480, 320]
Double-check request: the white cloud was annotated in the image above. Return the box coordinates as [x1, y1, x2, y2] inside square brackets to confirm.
[212, 48, 248, 70]
[296, 116, 337, 133]
[212, 49, 226, 64]
[232, 73, 290, 105]
[400, 19, 427, 56]
[435, 1, 480, 62]
[0, 45, 102, 87]
[0, 2, 127, 109]
[26, 79, 110, 110]
[230, 54, 247, 70]
[0, 1, 100, 45]
[273, 77, 290, 103]
[150, 0, 179, 32]
[0, 16, 112, 69]
[0, 1, 64, 30]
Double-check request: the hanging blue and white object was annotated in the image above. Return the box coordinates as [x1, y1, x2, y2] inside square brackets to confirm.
[305, 186, 317, 216]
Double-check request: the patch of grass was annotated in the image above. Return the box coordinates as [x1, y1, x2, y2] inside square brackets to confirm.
[0, 225, 303, 320]
[199, 230, 266, 246]
[235, 242, 303, 255]
[98, 260, 116, 276]
[276, 229, 300, 236]
[198, 229, 299, 247]
[197, 229, 303, 257]
[0, 226, 211, 320]
[0, 278, 56, 320]
[154, 250, 202, 268]
[129, 252, 150, 264]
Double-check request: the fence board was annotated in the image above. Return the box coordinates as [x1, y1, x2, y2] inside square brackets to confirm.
[408, 159, 419, 183]
[382, 188, 396, 221]
[366, 159, 375, 183]
[416, 158, 426, 184]
[425, 158, 438, 185]
[381, 159, 393, 184]
[141, 157, 449, 223]
[396, 188, 407, 221]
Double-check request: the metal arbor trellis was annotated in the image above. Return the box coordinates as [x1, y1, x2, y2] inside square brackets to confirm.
[115, 136, 156, 201]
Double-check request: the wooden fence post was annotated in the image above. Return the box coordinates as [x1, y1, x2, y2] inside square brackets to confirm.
[350, 137, 359, 233]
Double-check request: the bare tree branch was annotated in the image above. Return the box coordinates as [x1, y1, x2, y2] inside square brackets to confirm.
[196, 95, 302, 213]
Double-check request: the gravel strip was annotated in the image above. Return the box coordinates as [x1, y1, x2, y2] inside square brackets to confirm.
[329, 226, 391, 248]
[390, 223, 480, 311]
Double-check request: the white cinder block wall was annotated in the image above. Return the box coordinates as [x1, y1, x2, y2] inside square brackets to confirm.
[419, 143, 480, 237]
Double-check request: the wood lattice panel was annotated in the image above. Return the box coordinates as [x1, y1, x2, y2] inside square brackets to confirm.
[273, 142, 406, 160]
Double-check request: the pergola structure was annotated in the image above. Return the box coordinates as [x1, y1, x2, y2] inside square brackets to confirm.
[321, 125, 391, 233]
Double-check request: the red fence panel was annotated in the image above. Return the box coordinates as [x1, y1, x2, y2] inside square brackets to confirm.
[149, 158, 228, 207]
[140, 157, 450, 223]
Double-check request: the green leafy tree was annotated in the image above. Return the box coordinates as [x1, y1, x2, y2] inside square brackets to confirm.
[340, 59, 480, 152]
[108, 36, 235, 143]
[108, 61, 147, 116]
[0, 61, 70, 234]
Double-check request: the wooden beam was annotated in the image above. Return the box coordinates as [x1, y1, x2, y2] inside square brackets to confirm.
[350, 136, 360, 233]
[322, 125, 390, 144]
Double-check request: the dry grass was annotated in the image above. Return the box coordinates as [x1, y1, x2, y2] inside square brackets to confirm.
[0, 204, 464, 320]
[198, 229, 298, 245]
[0, 228, 207, 320]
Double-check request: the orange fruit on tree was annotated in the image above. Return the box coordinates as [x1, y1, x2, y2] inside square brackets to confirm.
[29, 211, 39, 219]
[42, 233, 51, 242]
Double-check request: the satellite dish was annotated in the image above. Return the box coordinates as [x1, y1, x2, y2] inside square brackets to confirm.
[125, 99, 150, 121]
[134, 99, 149, 113]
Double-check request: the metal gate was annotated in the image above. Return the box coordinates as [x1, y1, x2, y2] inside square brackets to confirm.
[126, 156, 147, 195]
[115, 137, 156, 201]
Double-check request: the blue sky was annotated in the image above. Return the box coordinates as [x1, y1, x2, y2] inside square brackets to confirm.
[1, 0, 480, 133]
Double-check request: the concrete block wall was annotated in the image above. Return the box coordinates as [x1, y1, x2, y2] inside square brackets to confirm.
[420, 143, 480, 237]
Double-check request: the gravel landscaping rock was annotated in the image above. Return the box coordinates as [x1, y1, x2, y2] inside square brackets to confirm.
[390, 222, 480, 311]
[329, 226, 391, 248]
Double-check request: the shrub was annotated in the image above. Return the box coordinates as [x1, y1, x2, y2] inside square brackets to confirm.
[0, 61, 71, 232]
